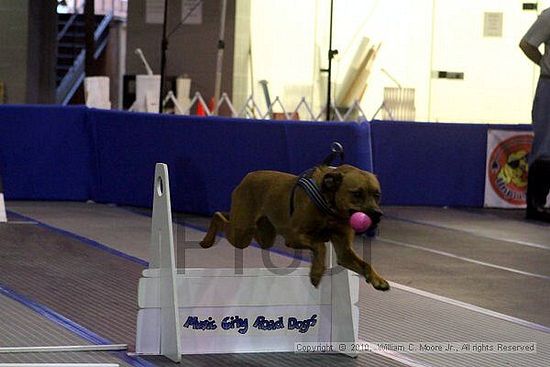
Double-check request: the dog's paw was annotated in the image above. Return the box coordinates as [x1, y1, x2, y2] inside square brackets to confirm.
[371, 277, 390, 291]
[310, 274, 322, 288]
[199, 238, 214, 248]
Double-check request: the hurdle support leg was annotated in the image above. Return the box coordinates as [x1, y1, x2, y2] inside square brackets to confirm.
[149, 163, 181, 362]
[327, 245, 359, 358]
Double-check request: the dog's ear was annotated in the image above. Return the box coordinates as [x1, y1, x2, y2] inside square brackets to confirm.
[321, 172, 343, 192]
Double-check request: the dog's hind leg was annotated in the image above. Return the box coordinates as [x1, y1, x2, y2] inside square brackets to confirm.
[225, 215, 255, 249]
[200, 211, 255, 249]
[331, 232, 390, 291]
[254, 216, 277, 249]
[200, 212, 230, 248]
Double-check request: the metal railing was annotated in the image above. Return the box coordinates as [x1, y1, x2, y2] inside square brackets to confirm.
[57, 0, 127, 19]
[56, 12, 113, 104]
[163, 92, 369, 122]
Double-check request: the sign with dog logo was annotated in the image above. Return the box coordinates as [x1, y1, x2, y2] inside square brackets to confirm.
[484, 130, 533, 208]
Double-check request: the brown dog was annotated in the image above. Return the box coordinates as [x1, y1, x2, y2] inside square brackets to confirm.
[200, 164, 390, 291]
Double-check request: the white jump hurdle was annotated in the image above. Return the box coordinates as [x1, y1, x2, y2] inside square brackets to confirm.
[135, 163, 360, 362]
[0, 173, 6, 222]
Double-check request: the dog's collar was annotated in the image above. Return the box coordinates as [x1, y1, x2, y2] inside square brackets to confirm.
[290, 169, 340, 218]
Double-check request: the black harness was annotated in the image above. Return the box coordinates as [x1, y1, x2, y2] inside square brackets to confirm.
[289, 142, 345, 218]
[289, 169, 339, 217]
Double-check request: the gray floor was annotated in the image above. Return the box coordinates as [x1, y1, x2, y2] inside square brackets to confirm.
[377, 207, 550, 327]
[1, 201, 549, 367]
[0, 292, 134, 366]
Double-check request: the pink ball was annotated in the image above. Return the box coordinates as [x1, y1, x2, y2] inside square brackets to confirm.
[349, 212, 372, 232]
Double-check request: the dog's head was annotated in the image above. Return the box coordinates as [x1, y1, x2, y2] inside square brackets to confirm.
[319, 164, 383, 227]
[497, 150, 528, 188]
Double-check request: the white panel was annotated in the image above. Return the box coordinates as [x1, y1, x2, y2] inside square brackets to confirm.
[143, 267, 311, 278]
[134, 75, 160, 113]
[137, 305, 332, 355]
[136, 309, 160, 354]
[430, 0, 538, 123]
[84, 77, 111, 109]
[0, 193, 6, 223]
[250, 0, 316, 109]
[138, 271, 331, 308]
[330, 268, 359, 357]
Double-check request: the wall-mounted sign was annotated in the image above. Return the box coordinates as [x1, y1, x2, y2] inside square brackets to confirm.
[145, 0, 164, 24]
[146, 0, 202, 25]
[182, 0, 202, 25]
[484, 12, 503, 37]
[484, 130, 533, 208]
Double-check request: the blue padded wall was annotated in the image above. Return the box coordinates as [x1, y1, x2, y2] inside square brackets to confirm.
[370, 121, 532, 207]
[0, 105, 533, 210]
[371, 121, 488, 206]
[0, 105, 92, 200]
[89, 110, 372, 214]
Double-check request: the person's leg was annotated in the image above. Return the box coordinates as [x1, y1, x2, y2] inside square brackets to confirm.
[526, 160, 550, 221]
[526, 79, 550, 222]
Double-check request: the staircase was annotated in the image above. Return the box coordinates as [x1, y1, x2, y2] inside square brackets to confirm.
[56, 12, 112, 105]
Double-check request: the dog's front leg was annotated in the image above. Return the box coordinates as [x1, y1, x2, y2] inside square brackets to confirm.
[285, 234, 326, 288]
[330, 232, 390, 291]
[309, 242, 326, 288]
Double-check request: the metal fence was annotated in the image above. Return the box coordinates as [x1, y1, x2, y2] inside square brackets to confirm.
[163, 91, 369, 122]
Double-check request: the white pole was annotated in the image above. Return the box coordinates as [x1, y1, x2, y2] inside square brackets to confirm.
[0, 365, 118, 367]
[135, 48, 154, 76]
[0, 345, 127, 353]
[213, 0, 228, 114]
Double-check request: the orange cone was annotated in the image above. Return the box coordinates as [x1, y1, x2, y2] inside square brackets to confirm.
[196, 101, 206, 116]
[208, 97, 215, 114]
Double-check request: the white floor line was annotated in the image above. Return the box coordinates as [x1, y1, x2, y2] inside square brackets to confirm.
[378, 237, 550, 281]
[390, 282, 550, 334]
[387, 215, 550, 251]
[2, 221, 38, 225]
